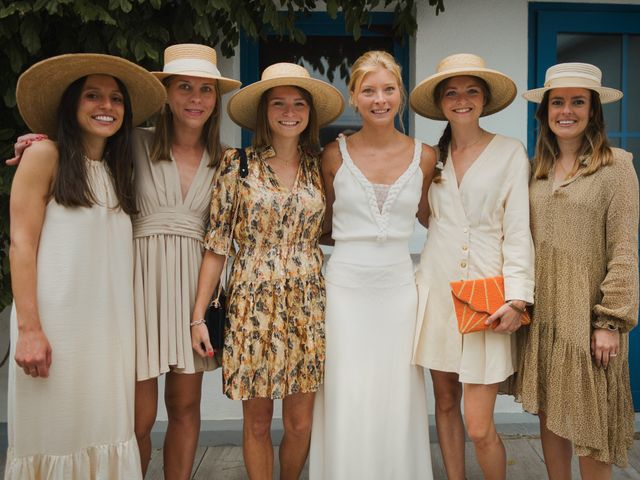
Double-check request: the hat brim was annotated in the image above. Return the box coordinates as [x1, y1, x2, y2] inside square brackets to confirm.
[227, 76, 345, 130]
[17, 54, 166, 139]
[152, 71, 241, 95]
[410, 67, 517, 120]
[522, 84, 623, 104]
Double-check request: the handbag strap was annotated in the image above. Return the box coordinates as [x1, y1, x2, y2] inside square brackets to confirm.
[212, 148, 249, 306]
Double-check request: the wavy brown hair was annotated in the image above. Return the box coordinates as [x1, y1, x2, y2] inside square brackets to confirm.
[150, 76, 224, 168]
[532, 90, 613, 179]
[433, 75, 491, 183]
[253, 86, 320, 152]
[54, 75, 136, 214]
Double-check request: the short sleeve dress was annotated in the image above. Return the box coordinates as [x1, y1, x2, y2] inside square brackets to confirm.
[131, 128, 217, 380]
[204, 146, 326, 400]
[515, 148, 639, 466]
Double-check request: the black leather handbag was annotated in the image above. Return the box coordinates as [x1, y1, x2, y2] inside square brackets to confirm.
[202, 148, 248, 351]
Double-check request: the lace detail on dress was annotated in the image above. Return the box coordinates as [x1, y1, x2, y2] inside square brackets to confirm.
[372, 183, 391, 213]
[337, 134, 422, 241]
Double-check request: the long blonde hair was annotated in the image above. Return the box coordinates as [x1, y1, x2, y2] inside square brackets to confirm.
[348, 50, 406, 132]
[532, 90, 613, 179]
[150, 76, 224, 168]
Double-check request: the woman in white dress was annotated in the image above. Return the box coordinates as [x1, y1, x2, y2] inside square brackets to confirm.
[6, 54, 165, 479]
[310, 50, 436, 479]
[410, 53, 534, 480]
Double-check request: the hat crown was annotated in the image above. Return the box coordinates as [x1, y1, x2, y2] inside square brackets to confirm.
[436, 53, 487, 74]
[261, 63, 310, 81]
[163, 43, 218, 66]
[544, 62, 603, 87]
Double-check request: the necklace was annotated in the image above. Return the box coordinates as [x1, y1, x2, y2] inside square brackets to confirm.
[455, 129, 486, 150]
[555, 159, 576, 180]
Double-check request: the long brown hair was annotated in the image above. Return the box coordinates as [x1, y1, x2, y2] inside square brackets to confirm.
[532, 90, 613, 179]
[54, 75, 136, 214]
[433, 75, 491, 183]
[253, 86, 320, 151]
[150, 76, 224, 168]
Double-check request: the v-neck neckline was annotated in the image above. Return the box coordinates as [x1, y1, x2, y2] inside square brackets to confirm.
[170, 148, 208, 204]
[263, 156, 303, 194]
[449, 133, 497, 191]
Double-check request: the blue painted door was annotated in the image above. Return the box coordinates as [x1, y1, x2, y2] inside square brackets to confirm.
[530, 2, 640, 409]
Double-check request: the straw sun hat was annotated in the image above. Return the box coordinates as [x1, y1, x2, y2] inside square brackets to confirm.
[522, 62, 622, 104]
[17, 53, 166, 138]
[410, 53, 517, 120]
[227, 62, 344, 131]
[152, 43, 241, 94]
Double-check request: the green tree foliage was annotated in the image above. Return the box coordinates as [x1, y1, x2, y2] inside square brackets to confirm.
[0, 0, 444, 310]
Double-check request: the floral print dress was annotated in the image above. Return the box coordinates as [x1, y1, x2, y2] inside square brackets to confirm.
[204, 146, 326, 400]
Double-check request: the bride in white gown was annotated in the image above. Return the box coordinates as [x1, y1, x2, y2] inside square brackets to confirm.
[310, 50, 436, 479]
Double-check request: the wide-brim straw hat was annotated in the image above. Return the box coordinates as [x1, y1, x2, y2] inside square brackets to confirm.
[152, 43, 241, 94]
[17, 53, 166, 139]
[410, 53, 517, 120]
[523, 62, 622, 104]
[227, 62, 344, 130]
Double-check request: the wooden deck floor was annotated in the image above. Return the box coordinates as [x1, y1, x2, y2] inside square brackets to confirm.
[142, 438, 640, 479]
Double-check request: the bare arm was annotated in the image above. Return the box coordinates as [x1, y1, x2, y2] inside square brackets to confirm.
[417, 143, 436, 228]
[9, 139, 57, 377]
[319, 141, 341, 246]
[191, 250, 226, 358]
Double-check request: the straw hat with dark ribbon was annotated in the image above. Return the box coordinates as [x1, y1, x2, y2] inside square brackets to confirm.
[152, 43, 241, 94]
[227, 62, 344, 131]
[523, 62, 622, 104]
[17, 53, 166, 138]
[410, 53, 517, 120]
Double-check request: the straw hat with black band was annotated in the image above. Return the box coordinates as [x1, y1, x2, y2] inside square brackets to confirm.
[410, 53, 517, 120]
[522, 62, 622, 104]
[152, 43, 241, 94]
[17, 53, 166, 139]
[227, 62, 344, 131]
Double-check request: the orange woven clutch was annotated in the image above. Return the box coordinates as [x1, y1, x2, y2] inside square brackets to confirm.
[450, 276, 530, 334]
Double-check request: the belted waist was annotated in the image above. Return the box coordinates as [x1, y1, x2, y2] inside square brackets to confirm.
[132, 207, 205, 241]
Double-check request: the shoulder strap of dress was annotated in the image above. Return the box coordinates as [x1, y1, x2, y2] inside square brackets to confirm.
[236, 148, 249, 178]
[411, 138, 422, 166]
[336, 134, 352, 166]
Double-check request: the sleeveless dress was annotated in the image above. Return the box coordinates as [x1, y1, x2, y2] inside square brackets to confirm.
[5, 158, 141, 479]
[131, 128, 217, 380]
[310, 135, 432, 479]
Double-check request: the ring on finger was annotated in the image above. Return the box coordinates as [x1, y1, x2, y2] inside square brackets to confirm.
[610, 353, 618, 357]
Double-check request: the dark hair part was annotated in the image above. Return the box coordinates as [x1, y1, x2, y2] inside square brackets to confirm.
[432, 75, 491, 183]
[53, 75, 136, 214]
[150, 76, 224, 168]
[532, 89, 612, 179]
[253, 86, 320, 151]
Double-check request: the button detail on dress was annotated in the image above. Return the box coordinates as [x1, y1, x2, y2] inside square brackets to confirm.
[460, 261, 467, 268]
[462, 245, 468, 251]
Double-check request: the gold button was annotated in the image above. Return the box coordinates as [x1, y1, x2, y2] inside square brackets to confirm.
[462, 245, 468, 251]
[460, 261, 467, 268]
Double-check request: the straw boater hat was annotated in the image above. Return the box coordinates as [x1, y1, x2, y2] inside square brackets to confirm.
[227, 62, 344, 131]
[152, 43, 241, 94]
[410, 53, 517, 120]
[16, 53, 166, 139]
[522, 62, 623, 104]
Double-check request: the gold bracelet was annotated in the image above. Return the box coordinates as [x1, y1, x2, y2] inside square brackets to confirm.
[190, 319, 206, 327]
[507, 301, 526, 315]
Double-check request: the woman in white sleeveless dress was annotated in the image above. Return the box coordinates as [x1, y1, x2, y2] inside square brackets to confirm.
[7, 54, 164, 479]
[310, 51, 436, 479]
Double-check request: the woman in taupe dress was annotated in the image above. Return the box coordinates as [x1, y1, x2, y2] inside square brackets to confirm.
[517, 62, 638, 479]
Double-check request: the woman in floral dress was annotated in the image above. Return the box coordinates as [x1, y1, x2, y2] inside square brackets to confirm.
[192, 62, 343, 479]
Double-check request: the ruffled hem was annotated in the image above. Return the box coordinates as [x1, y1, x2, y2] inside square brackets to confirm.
[4, 434, 142, 480]
[514, 321, 635, 467]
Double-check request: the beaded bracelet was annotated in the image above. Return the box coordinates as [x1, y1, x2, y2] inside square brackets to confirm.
[190, 319, 206, 327]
